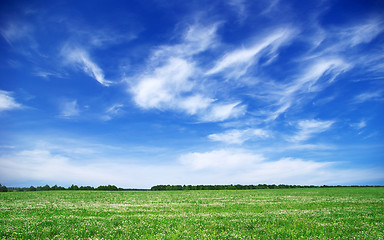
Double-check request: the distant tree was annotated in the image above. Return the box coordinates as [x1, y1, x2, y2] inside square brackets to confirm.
[51, 185, 66, 190]
[28, 186, 36, 191]
[0, 184, 8, 192]
[96, 185, 118, 191]
[36, 185, 50, 191]
[68, 184, 79, 190]
[41, 185, 51, 191]
[79, 186, 94, 190]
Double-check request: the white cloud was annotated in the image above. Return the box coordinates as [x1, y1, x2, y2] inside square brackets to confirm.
[131, 57, 195, 110]
[280, 59, 350, 101]
[180, 149, 265, 171]
[1, 145, 383, 188]
[266, 102, 291, 121]
[182, 23, 219, 55]
[0, 90, 22, 111]
[178, 95, 213, 115]
[62, 46, 112, 86]
[228, 0, 246, 18]
[59, 100, 80, 118]
[241, 157, 331, 182]
[89, 30, 136, 48]
[350, 120, 367, 130]
[206, 28, 294, 78]
[208, 128, 269, 144]
[262, 58, 350, 121]
[309, 18, 383, 57]
[129, 23, 220, 115]
[341, 19, 383, 47]
[284, 144, 335, 151]
[261, 0, 280, 15]
[102, 104, 124, 121]
[106, 104, 124, 115]
[289, 119, 334, 142]
[0, 149, 134, 187]
[200, 102, 246, 122]
[0, 22, 32, 45]
[130, 23, 247, 122]
[131, 57, 244, 121]
[33, 70, 63, 79]
[295, 58, 350, 89]
[178, 149, 383, 185]
[353, 91, 383, 103]
[152, 23, 219, 60]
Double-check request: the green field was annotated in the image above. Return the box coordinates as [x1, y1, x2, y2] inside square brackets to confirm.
[1, 188, 383, 239]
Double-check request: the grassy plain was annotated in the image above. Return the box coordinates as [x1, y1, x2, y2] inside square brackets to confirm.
[0, 188, 383, 239]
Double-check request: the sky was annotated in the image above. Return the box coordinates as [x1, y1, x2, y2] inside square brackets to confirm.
[0, 0, 383, 188]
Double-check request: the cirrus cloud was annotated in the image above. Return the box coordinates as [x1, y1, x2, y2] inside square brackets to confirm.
[208, 128, 269, 144]
[0, 90, 22, 112]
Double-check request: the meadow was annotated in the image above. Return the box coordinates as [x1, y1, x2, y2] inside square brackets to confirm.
[0, 187, 383, 239]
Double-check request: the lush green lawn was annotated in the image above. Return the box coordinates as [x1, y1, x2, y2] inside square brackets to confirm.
[0, 188, 383, 239]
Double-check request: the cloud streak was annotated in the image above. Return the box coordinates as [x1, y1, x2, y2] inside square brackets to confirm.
[62, 46, 112, 86]
[353, 91, 383, 104]
[339, 18, 383, 47]
[289, 119, 334, 142]
[59, 100, 80, 118]
[206, 28, 294, 78]
[208, 128, 269, 144]
[0, 21, 33, 46]
[0, 90, 22, 111]
[259, 58, 350, 121]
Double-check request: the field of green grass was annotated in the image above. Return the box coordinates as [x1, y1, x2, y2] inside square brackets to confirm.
[0, 187, 383, 239]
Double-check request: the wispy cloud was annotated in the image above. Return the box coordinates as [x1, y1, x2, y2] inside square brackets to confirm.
[59, 100, 80, 118]
[131, 57, 196, 110]
[152, 23, 219, 61]
[339, 18, 383, 47]
[206, 28, 294, 78]
[179, 149, 383, 185]
[289, 119, 334, 142]
[261, 58, 350, 121]
[353, 91, 383, 104]
[284, 143, 335, 151]
[130, 23, 218, 114]
[308, 17, 383, 57]
[87, 30, 136, 48]
[0, 21, 33, 45]
[0, 90, 22, 112]
[260, 0, 280, 16]
[227, 0, 248, 22]
[208, 128, 269, 144]
[62, 46, 112, 86]
[180, 149, 265, 171]
[33, 70, 64, 79]
[102, 104, 124, 121]
[200, 102, 246, 122]
[350, 120, 367, 130]
[129, 23, 246, 122]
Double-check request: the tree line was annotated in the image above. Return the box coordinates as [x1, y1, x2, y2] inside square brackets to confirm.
[150, 184, 382, 191]
[0, 184, 124, 192]
[1, 183, 382, 192]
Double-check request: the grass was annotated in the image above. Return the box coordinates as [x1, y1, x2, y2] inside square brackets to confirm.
[0, 187, 383, 239]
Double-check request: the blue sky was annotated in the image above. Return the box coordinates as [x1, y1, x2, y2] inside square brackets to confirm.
[0, 0, 383, 188]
